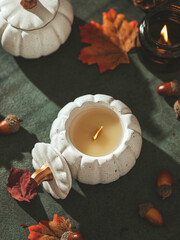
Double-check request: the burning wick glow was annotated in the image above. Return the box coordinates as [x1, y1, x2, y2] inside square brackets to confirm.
[160, 25, 168, 43]
[93, 126, 103, 140]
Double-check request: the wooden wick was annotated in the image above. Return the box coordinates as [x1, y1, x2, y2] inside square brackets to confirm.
[93, 126, 103, 140]
[20, 0, 38, 10]
[31, 164, 53, 186]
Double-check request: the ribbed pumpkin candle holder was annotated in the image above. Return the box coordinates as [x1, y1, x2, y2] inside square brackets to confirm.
[32, 94, 142, 199]
[0, 0, 73, 58]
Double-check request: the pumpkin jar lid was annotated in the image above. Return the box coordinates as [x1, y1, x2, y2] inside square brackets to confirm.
[0, 0, 59, 31]
[32, 142, 72, 199]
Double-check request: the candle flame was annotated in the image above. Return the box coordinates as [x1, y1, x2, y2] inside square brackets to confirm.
[160, 25, 168, 43]
[93, 126, 103, 140]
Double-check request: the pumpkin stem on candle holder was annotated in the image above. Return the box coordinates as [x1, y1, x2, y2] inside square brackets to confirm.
[30, 164, 53, 186]
[20, 0, 38, 9]
[93, 126, 103, 140]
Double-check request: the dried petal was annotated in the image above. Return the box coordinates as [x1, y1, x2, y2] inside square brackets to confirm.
[7, 167, 38, 202]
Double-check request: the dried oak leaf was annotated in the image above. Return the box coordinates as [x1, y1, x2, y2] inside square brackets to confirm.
[28, 214, 72, 239]
[78, 9, 139, 73]
[7, 166, 38, 202]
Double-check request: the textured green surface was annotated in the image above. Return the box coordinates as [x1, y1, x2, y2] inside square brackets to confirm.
[1, 0, 180, 239]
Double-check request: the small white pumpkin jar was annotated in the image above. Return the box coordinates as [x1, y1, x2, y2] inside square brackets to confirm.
[32, 94, 142, 199]
[0, 0, 73, 58]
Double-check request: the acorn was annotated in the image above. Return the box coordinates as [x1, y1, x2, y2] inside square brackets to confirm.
[68, 232, 84, 240]
[139, 202, 163, 226]
[0, 115, 23, 134]
[61, 231, 84, 240]
[174, 100, 180, 120]
[157, 169, 172, 200]
[157, 80, 180, 97]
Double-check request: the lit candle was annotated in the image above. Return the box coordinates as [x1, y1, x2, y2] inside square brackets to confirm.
[69, 107, 123, 157]
[139, 3, 180, 67]
[159, 25, 171, 46]
[160, 25, 168, 43]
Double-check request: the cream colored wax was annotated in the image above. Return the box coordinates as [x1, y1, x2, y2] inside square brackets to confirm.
[69, 107, 123, 157]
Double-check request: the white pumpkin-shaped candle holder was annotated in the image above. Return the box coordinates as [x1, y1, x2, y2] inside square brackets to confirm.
[32, 94, 142, 199]
[0, 0, 73, 58]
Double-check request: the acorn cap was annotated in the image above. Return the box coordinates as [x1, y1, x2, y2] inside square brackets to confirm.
[138, 202, 153, 218]
[174, 100, 180, 120]
[171, 80, 180, 97]
[5, 114, 23, 133]
[61, 231, 73, 240]
[157, 185, 172, 200]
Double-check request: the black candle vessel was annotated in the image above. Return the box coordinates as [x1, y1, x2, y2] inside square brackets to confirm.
[139, 3, 180, 70]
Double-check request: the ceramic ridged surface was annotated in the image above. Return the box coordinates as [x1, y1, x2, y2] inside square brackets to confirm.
[50, 94, 142, 184]
[58, 0, 74, 25]
[0, 0, 73, 58]
[0, 13, 7, 36]
[0, 0, 59, 30]
[32, 143, 72, 199]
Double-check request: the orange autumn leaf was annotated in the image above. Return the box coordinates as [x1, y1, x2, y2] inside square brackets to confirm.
[78, 9, 139, 73]
[28, 214, 72, 240]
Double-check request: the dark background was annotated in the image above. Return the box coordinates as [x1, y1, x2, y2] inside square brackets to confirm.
[0, 0, 180, 239]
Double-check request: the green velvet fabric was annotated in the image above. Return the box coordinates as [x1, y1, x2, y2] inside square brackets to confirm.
[0, 0, 180, 239]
